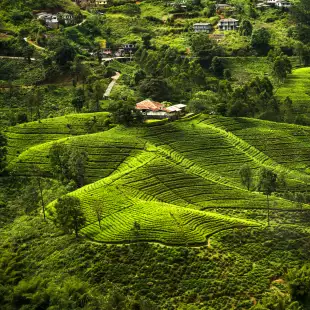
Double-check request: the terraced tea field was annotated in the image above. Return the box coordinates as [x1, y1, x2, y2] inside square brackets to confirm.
[4, 112, 110, 162]
[7, 115, 310, 245]
[202, 116, 310, 179]
[276, 67, 310, 115]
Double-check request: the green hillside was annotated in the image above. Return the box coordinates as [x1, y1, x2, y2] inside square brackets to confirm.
[5, 112, 110, 161]
[6, 116, 310, 245]
[2, 0, 310, 308]
[276, 67, 310, 116]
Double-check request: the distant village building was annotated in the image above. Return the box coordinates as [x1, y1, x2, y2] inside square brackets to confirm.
[135, 100, 187, 120]
[115, 44, 136, 56]
[57, 12, 75, 25]
[36, 13, 59, 29]
[95, 0, 108, 6]
[217, 18, 239, 31]
[193, 23, 212, 33]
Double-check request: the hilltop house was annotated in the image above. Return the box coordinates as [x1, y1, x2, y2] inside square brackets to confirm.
[136, 100, 187, 120]
[217, 18, 238, 31]
[193, 23, 212, 33]
[136, 100, 168, 119]
[36, 13, 59, 29]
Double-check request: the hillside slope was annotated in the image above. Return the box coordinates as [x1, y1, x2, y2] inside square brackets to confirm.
[6, 115, 310, 245]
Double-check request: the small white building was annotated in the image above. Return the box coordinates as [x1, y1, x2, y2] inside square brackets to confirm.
[275, 0, 292, 8]
[217, 18, 239, 31]
[37, 13, 59, 29]
[193, 23, 212, 33]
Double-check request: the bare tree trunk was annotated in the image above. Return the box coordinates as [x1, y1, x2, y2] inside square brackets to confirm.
[267, 194, 270, 226]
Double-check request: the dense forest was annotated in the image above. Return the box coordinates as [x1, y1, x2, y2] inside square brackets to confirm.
[1, 0, 310, 309]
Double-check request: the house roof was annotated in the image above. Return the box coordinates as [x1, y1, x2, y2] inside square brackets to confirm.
[174, 104, 187, 109]
[166, 106, 181, 112]
[219, 18, 238, 22]
[194, 23, 212, 26]
[166, 104, 187, 112]
[136, 100, 166, 111]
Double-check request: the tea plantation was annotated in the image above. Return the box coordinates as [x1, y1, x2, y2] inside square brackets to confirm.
[5, 115, 310, 246]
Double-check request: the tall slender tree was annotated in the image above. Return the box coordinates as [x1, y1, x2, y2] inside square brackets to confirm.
[256, 167, 277, 226]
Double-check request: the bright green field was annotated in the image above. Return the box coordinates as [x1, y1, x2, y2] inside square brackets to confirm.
[6, 115, 310, 245]
[5, 112, 110, 162]
[276, 67, 310, 114]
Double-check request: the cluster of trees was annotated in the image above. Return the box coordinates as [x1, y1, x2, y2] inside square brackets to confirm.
[239, 163, 310, 226]
[49, 142, 88, 188]
[133, 45, 207, 102]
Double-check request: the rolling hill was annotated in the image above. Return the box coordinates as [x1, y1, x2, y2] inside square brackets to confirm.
[5, 115, 310, 245]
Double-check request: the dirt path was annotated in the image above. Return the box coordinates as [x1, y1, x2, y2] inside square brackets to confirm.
[104, 72, 121, 98]
[23, 38, 46, 51]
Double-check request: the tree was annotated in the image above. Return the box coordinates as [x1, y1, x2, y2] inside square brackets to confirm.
[287, 264, 310, 305]
[139, 78, 171, 102]
[54, 40, 76, 67]
[210, 56, 224, 77]
[142, 34, 152, 49]
[49, 143, 71, 182]
[93, 80, 105, 112]
[49, 143, 88, 187]
[53, 196, 86, 238]
[189, 33, 223, 62]
[71, 88, 85, 112]
[256, 167, 277, 226]
[108, 101, 143, 126]
[0, 132, 7, 173]
[239, 164, 253, 190]
[93, 204, 104, 229]
[251, 28, 271, 55]
[22, 44, 35, 64]
[272, 56, 292, 83]
[67, 148, 88, 188]
[188, 90, 219, 113]
[239, 19, 253, 36]
[291, 0, 310, 43]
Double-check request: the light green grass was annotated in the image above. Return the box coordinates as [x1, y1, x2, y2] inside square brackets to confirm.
[9, 116, 310, 245]
[276, 67, 310, 114]
[5, 112, 110, 162]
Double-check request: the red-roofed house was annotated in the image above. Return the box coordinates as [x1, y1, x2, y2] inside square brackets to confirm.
[136, 100, 169, 119]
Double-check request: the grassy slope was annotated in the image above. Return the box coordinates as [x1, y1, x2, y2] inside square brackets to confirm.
[276, 67, 310, 115]
[222, 56, 300, 85]
[5, 112, 110, 162]
[7, 115, 310, 244]
[203, 115, 310, 175]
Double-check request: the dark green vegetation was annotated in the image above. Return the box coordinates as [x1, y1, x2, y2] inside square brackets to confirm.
[1, 0, 310, 309]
